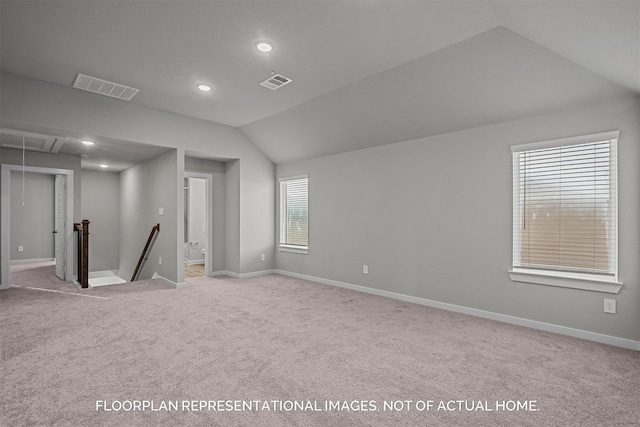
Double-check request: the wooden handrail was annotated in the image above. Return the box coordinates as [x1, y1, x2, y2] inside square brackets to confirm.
[131, 223, 160, 282]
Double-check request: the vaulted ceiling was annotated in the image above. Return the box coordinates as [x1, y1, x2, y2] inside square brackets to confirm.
[1, 1, 638, 165]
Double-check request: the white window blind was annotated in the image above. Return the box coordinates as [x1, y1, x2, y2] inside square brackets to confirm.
[512, 131, 618, 277]
[279, 175, 308, 249]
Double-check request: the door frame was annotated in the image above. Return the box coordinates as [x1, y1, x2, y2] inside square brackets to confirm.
[54, 174, 67, 280]
[184, 172, 213, 276]
[1, 165, 74, 289]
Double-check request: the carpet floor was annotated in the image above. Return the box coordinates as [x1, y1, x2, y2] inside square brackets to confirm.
[1, 263, 639, 426]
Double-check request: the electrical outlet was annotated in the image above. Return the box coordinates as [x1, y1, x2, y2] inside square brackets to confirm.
[158, 256, 162, 265]
[158, 207, 164, 216]
[17, 246, 24, 252]
[363, 265, 369, 274]
[261, 253, 265, 261]
[604, 298, 616, 314]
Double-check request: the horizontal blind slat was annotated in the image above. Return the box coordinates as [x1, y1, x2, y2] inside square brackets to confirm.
[279, 176, 309, 247]
[514, 137, 616, 275]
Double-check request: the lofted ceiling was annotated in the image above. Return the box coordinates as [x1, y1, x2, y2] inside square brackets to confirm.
[1, 1, 638, 165]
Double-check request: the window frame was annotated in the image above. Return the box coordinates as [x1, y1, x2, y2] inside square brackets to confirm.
[278, 175, 309, 254]
[508, 131, 622, 294]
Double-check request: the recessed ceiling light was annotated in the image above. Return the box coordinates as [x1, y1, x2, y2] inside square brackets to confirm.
[81, 140, 95, 145]
[99, 164, 109, 168]
[255, 41, 273, 53]
[197, 84, 211, 92]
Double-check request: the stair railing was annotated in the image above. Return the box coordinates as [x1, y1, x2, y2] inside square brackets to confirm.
[131, 223, 160, 282]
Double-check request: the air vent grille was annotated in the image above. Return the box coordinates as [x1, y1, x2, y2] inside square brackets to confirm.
[72, 73, 139, 101]
[259, 73, 292, 90]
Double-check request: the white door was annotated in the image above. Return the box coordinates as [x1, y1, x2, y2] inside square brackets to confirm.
[54, 175, 65, 280]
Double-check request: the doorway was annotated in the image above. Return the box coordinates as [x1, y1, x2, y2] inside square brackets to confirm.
[1, 165, 74, 289]
[183, 172, 212, 278]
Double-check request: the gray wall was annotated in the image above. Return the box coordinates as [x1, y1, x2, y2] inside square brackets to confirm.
[1, 148, 81, 283]
[225, 160, 241, 273]
[1, 148, 81, 221]
[185, 156, 226, 174]
[1, 72, 274, 276]
[212, 171, 226, 273]
[81, 169, 120, 271]
[119, 150, 180, 283]
[10, 172, 54, 261]
[276, 96, 640, 342]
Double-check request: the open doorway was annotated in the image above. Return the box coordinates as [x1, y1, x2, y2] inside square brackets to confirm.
[1, 165, 74, 289]
[184, 172, 212, 279]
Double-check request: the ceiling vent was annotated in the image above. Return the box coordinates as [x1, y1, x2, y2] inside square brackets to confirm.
[259, 73, 292, 90]
[72, 73, 139, 101]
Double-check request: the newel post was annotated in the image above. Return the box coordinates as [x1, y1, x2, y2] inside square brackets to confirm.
[81, 219, 90, 288]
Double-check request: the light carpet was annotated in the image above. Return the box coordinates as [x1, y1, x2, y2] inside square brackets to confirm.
[1, 263, 639, 426]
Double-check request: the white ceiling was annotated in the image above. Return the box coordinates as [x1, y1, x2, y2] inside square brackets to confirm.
[0, 126, 172, 172]
[1, 1, 638, 165]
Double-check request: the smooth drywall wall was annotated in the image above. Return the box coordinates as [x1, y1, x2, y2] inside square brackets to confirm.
[1, 148, 81, 220]
[81, 170, 120, 271]
[212, 171, 226, 272]
[119, 150, 179, 283]
[1, 72, 274, 276]
[225, 160, 241, 273]
[1, 148, 81, 283]
[185, 157, 226, 174]
[0, 148, 6, 268]
[276, 96, 640, 342]
[9, 172, 54, 261]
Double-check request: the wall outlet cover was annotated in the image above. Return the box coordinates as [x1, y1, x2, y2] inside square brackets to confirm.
[604, 298, 616, 314]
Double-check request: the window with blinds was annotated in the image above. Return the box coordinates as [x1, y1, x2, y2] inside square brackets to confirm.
[279, 175, 308, 252]
[511, 131, 618, 278]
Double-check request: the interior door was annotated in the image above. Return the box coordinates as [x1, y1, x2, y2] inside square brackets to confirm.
[54, 174, 65, 280]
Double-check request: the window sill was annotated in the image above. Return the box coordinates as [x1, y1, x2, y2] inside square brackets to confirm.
[508, 268, 622, 294]
[279, 245, 309, 255]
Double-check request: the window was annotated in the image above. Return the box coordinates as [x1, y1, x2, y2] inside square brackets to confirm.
[509, 131, 621, 293]
[279, 175, 309, 254]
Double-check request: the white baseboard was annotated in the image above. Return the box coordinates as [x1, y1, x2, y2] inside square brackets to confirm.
[214, 269, 275, 279]
[152, 273, 185, 289]
[237, 269, 275, 279]
[209, 270, 228, 277]
[274, 269, 640, 351]
[226, 271, 241, 279]
[10, 258, 54, 265]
